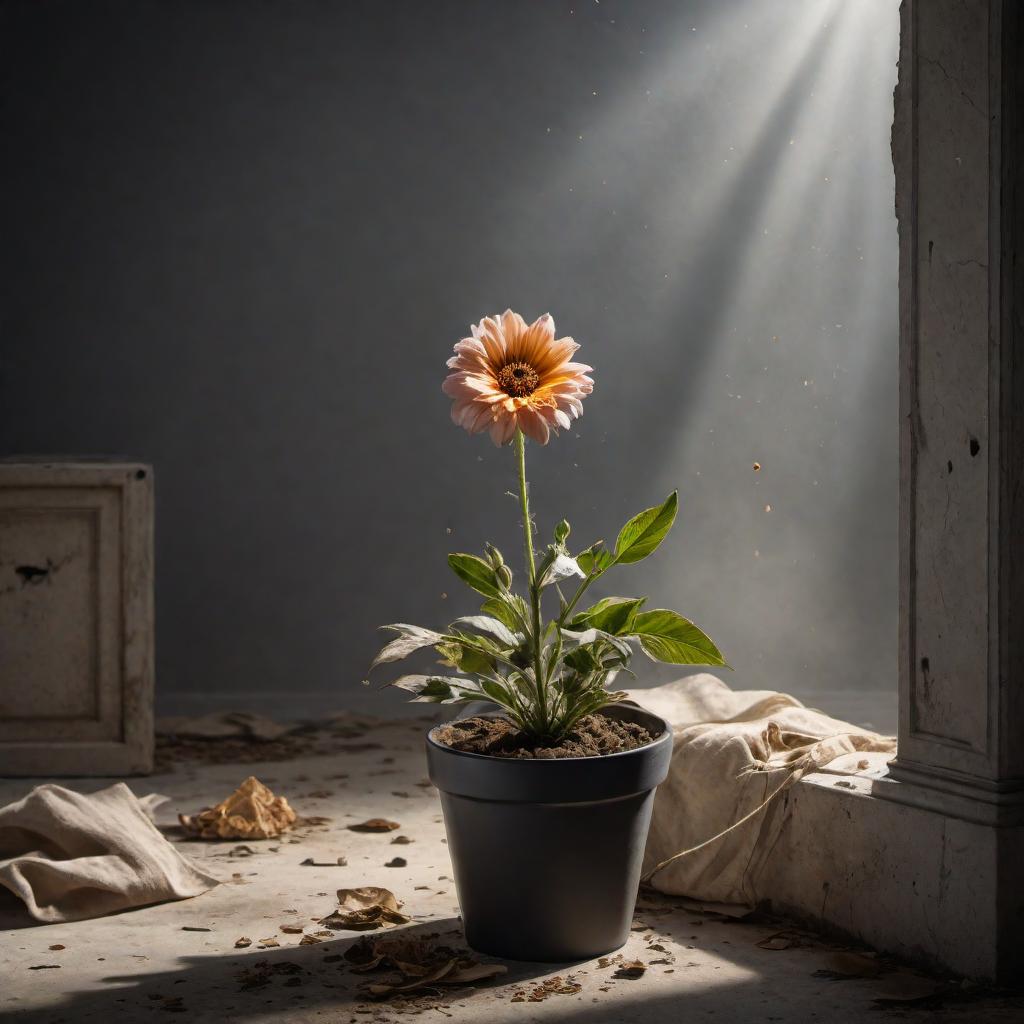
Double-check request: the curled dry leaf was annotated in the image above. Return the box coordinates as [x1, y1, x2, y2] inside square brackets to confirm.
[384, 857, 407, 868]
[257, 937, 280, 949]
[348, 818, 400, 833]
[390, 835, 413, 845]
[48, 944, 65, 951]
[320, 887, 411, 931]
[178, 777, 297, 840]
[279, 924, 305, 934]
[234, 937, 252, 948]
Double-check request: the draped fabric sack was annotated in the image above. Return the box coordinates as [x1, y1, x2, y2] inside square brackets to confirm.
[0, 782, 219, 923]
[630, 675, 895, 908]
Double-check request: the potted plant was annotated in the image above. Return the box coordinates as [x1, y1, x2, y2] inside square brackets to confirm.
[369, 310, 726, 962]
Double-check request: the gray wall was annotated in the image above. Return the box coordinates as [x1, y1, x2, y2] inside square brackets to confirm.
[0, 0, 900, 726]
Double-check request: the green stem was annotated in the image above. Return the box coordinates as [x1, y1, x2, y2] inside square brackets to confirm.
[514, 430, 549, 733]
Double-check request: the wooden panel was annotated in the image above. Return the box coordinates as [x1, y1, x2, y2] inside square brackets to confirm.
[0, 462, 153, 775]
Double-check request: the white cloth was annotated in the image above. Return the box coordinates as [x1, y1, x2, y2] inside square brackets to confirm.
[630, 675, 895, 908]
[0, 783, 219, 923]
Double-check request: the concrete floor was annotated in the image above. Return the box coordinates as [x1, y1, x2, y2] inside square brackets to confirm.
[2, 716, 1021, 1024]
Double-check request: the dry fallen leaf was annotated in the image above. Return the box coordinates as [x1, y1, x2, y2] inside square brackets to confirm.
[234, 937, 252, 948]
[390, 835, 413, 845]
[614, 960, 647, 979]
[257, 937, 280, 948]
[348, 819, 400, 833]
[320, 886, 411, 931]
[178, 777, 297, 840]
[48, 944, 65, 951]
[384, 857, 407, 868]
[279, 924, 305, 934]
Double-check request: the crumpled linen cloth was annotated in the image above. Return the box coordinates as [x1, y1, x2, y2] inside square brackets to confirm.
[0, 783, 219, 923]
[629, 674, 896, 909]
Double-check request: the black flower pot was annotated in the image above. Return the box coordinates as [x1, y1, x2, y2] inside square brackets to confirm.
[425, 704, 673, 962]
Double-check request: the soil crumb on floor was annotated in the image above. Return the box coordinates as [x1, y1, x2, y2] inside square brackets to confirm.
[435, 714, 655, 759]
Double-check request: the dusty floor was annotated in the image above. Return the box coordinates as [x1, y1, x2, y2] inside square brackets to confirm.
[1, 714, 1022, 1024]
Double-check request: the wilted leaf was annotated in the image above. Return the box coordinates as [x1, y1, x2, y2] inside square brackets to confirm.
[450, 615, 519, 648]
[447, 553, 502, 598]
[613, 492, 678, 564]
[371, 625, 445, 670]
[391, 675, 479, 704]
[631, 608, 727, 666]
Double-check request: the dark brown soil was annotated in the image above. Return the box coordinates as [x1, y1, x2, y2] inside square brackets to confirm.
[435, 713, 654, 759]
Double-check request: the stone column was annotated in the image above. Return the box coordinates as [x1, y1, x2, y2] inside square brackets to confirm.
[889, 0, 1023, 825]
[885, 0, 1023, 976]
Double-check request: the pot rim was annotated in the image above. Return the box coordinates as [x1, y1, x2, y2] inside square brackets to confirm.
[425, 703, 672, 765]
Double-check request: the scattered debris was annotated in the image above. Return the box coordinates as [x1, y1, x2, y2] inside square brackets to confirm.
[390, 835, 413, 845]
[48, 944, 65, 951]
[181, 926, 212, 932]
[349, 818, 400, 833]
[234, 937, 252, 948]
[510, 976, 582, 1002]
[236, 959, 305, 990]
[300, 856, 347, 867]
[757, 931, 799, 950]
[344, 935, 507, 1000]
[320, 887, 411, 931]
[280, 924, 305, 934]
[27, 965, 61, 970]
[178, 777, 297, 840]
[384, 857, 407, 868]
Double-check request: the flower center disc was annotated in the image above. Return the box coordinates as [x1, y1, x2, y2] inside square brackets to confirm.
[497, 361, 540, 397]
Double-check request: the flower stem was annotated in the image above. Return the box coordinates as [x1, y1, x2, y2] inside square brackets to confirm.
[514, 429, 548, 733]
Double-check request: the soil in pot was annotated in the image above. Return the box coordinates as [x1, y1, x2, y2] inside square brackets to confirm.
[434, 712, 653, 759]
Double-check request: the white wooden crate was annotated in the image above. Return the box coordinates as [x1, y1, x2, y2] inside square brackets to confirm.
[0, 460, 154, 775]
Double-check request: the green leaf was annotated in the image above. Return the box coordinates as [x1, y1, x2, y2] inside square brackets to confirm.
[577, 542, 612, 576]
[554, 519, 571, 544]
[370, 624, 445, 670]
[481, 595, 528, 631]
[630, 608, 727, 666]
[447, 553, 502, 599]
[451, 615, 519, 649]
[613, 492, 678, 565]
[436, 639, 495, 675]
[569, 596, 645, 635]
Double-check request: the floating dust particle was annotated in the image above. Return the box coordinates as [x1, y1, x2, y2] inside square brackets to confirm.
[764, 504, 772, 512]
[753, 462, 761, 471]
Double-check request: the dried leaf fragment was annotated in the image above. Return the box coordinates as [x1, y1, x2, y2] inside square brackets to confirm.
[320, 886, 411, 931]
[613, 960, 647, 979]
[280, 924, 305, 934]
[48, 944, 65, 951]
[384, 857, 407, 868]
[348, 818, 400, 833]
[178, 777, 297, 840]
[234, 937, 252, 948]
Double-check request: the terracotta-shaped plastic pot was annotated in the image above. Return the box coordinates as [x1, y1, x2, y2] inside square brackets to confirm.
[425, 704, 673, 962]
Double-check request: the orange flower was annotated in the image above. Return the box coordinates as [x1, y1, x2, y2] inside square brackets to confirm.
[442, 310, 594, 445]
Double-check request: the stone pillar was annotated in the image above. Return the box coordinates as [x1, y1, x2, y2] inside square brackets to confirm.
[885, 0, 1023, 974]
